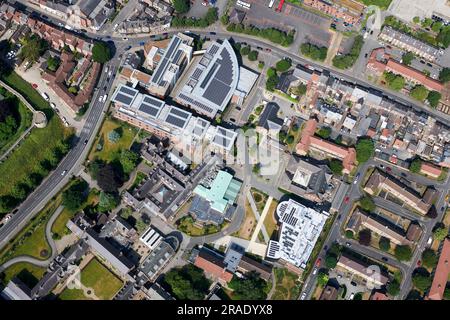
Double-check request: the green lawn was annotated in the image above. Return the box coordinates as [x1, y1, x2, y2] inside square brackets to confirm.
[80, 258, 123, 300]
[59, 288, 92, 300]
[1, 262, 46, 287]
[0, 91, 33, 155]
[271, 268, 301, 300]
[0, 179, 80, 264]
[0, 72, 72, 213]
[88, 117, 138, 163]
[356, 0, 392, 10]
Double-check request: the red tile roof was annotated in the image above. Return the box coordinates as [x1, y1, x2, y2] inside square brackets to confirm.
[386, 60, 443, 92]
[370, 292, 389, 300]
[194, 251, 233, 283]
[428, 239, 450, 300]
[420, 162, 442, 178]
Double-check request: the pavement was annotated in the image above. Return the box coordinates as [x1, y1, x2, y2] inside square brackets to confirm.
[0, 205, 63, 272]
[0, 53, 120, 250]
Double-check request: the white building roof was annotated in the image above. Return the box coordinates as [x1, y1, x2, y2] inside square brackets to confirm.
[266, 199, 329, 269]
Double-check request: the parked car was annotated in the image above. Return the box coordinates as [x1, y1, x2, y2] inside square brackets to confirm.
[382, 257, 388, 262]
[50, 102, 56, 109]
[344, 196, 350, 204]
[346, 242, 352, 247]
[61, 170, 67, 176]
[316, 258, 322, 267]
[300, 292, 307, 300]
[312, 268, 318, 275]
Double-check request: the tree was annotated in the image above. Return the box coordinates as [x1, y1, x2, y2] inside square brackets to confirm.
[92, 42, 112, 63]
[427, 91, 441, 108]
[173, 0, 190, 14]
[258, 61, 265, 69]
[409, 158, 422, 173]
[98, 191, 119, 212]
[317, 271, 329, 287]
[275, 59, 291, 72]
[433, 226, 448, 241]
[402, 52, 415, 65]
[220, 14, 229, 26]
[267, 67, 277, 78]
[395, 245, 412, 262]
[228, 272, 268, 300]
[356, 137, 374, 163]
[444, 287, 450, 300]
[20, 34, 48, 63]
[413, 16, 420, 24]
[62, 180, 89, 211]
[359, 196, 375, 212]
[47, 56, 60, 71]
[119, 149, 139, 175]
[325, 255, 338, 269]
[248, 50, 258, 61]
[240, 46, 251, 56]
[439, 68, 450, 83]
[383, 72, 405, 91]
[96, 163, 123, 193]
[387, 280, 400, 296]
[345, 230, 354, 239]
[300, 43, 328, 61]
[412, 270, 432, 292]
[266, 74, 279, 91]
[379, 237, 391, 252]
[291, 83, 307, 96]
[332, 35, 364, 69]
[421, 249, 438, 269]
[164, 264, 210, 300]
[432, 21, 443, 33]
[108, 129, 122, 143]
[358, 228, 372, 246]
[410, 85, 429, 102]
[353, 292, 363, 300]
[329, 159, 343, 175]
[316, 126, 331, 139]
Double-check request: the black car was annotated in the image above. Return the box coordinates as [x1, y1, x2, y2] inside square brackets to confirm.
[350, 281, 357, 286]
[382, 257, 388, 262]
[401, 172, 407, 177]
[210, 32, 216, 35]
[441, 206, 446, 212]
[84, 139, 88, 145]
[364, 53, 368, 58]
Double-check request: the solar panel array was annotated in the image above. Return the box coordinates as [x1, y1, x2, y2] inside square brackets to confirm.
[203, 78, 230, 106]
[151, 36, 182, 85]
[112, 85, 139, 107]
[192, 68, 203, 80]
[163, 106, 191, 129]
[178, 92, 214, 115]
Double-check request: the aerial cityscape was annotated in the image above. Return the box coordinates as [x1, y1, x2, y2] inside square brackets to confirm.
[0, 0, 450, 304]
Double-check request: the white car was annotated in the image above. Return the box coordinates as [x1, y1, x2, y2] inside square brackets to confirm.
[349, 293, 355, 300]
[4, 214, 12, 223]
[312, 268, 318, 275]
[102, 95, 107, 103]
[50, 102, 56, 109]
[300, 292, 307, 300]
[98, 95, 104, 102]
[61, 170, 67, 176]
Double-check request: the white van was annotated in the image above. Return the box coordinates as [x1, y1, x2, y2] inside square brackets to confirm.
[41, 92, 49, 101]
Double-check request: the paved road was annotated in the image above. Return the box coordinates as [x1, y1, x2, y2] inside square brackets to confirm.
[0, 55, 121, 250]
[0, 206, 63, 272]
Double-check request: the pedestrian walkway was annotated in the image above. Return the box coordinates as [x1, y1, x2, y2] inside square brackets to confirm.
[249, 196, 273, 245]
[325, 31, 343, 65]
[246, 191, 270, 243]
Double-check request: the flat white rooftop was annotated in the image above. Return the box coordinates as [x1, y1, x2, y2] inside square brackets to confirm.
[266, 199, 329, 269]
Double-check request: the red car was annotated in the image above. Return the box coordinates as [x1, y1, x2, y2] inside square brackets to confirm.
[386, 167, 392, 172]
[417, 260, 421, 267]
[344, 196, 350, 204]
[316, 258, 321, 267]
[32, 83, 38, 89]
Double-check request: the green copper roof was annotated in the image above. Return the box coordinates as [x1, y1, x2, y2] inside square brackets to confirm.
[193, 170, 242, 214]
